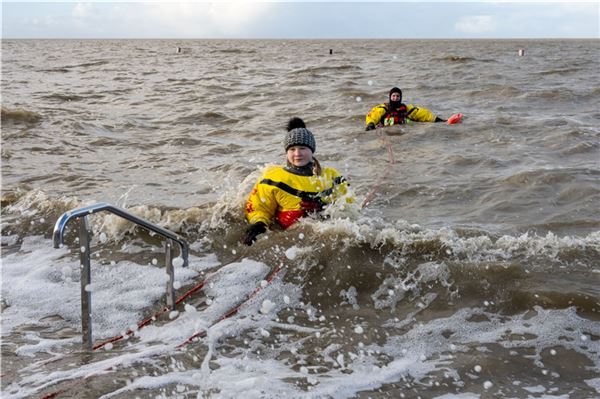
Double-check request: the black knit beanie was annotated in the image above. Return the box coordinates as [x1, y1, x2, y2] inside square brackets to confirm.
[284, 118, 316, 153]
[284, 128, 316, 153]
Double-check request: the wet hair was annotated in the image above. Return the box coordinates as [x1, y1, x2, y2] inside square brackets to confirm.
[312, 158, 322, 176]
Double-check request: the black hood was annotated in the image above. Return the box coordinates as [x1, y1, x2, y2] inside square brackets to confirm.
[389, 87, 403, 109]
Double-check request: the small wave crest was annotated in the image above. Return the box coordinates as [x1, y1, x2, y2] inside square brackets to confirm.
[523, 88, 576, 101]
[41, 93, 87, 102]
[1, 106, 42, 124]
[561, 140, 599, 155]
[289, 64, 361, 75]
[466, 84, 523, 99]
[0, 189, 213, 246]
[40, 60, 110, 72]
[537, 67, 583, 76]
[4, 187, 598, 268]
[300, 217, 600, 268]
[501, 168, 596, 186]
[215, 48, 257, 54]
[437, 55, 477, 63]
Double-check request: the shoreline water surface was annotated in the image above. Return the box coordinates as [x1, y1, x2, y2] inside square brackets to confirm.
[2, 39, 599, 398]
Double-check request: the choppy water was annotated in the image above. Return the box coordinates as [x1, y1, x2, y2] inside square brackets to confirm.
[1, 39, 599, 398]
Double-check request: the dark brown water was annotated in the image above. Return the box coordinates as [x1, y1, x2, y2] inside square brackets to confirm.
[2, 39, 599, 398]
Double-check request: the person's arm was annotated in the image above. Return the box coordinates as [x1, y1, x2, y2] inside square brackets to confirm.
[405, 104, 438, 123]
[243, 180, 277, 245]
[365, 104, 387, 130]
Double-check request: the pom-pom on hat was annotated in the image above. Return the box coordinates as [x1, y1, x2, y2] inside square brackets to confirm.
[287, 117, 306, 131]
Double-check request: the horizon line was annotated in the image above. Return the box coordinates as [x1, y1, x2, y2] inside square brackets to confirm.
[3, 36, 598, 40]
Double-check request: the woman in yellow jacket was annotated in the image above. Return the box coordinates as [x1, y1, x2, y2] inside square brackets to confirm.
[243, 118, 352, 245]
[365, 87, 447, 130]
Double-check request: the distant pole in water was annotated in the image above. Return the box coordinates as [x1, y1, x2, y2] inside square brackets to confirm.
[176, 47, 182, 54]
[329, 49, 333, 55]
[518, 48, 525, 56]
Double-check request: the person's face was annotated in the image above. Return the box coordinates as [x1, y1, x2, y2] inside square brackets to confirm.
[390, 92, 401, 102]
[286, 146, 313, 167]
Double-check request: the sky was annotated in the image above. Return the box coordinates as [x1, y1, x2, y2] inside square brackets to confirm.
[2, 1, 599, 39]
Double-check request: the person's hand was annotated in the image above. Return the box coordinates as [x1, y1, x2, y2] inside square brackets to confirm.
[243, 222, 267, 246]
[365, 123, 376, 131]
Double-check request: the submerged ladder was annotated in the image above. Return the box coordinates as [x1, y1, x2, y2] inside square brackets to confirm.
[53, 202, 189, 351]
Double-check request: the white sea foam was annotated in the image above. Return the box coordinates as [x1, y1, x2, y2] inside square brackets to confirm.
[308, 217, 600, 265]
[0, 236, 212, 342]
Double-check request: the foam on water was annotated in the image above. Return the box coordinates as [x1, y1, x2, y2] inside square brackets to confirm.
[58, 302, 595, 399]
[0, 236, 214, 341]
[306, 216, 600, 266]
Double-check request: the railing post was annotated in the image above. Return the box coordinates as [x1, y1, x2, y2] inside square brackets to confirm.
[78, 216, 93, 352]
[165, 239, 176, 309]
[53, 203, 190, 350]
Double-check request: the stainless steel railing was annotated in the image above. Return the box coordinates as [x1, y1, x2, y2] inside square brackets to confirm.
[53, 202, 189, 351]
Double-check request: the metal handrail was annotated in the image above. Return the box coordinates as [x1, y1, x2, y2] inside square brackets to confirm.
[52, 202, 189, 351]
[53, 202, 189, 266]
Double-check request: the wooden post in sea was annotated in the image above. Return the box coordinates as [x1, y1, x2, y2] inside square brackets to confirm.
[518, 48, 525, 56]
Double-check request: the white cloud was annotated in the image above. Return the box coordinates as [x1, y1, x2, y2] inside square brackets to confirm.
[118, 2, 273, 37]
[455, 15, 496, 34]
[72, 2, 92, 19]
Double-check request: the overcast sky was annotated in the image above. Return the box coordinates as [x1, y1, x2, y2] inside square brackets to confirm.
[3, 1, 599, 39]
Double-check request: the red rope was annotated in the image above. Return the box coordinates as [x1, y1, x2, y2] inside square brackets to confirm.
[177, 262, 284, 348]
[39, 273, 218, 398]
[92, 279, 208, 350]
[39, 258, 285, 398]
[361, 127, 396, 209]
[41, 390, 67, 399]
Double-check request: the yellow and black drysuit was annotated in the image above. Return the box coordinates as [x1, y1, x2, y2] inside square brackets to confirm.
[365, 102, 438, 128]
[245, 164, 352, 229]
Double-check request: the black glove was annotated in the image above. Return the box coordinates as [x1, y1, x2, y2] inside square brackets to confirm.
[243, 222, 267, 246]
[365, 123, 376, 131]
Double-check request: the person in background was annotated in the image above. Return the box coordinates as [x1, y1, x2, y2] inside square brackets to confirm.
[243, 117, 352, 245]
[365, 87, 447, 130]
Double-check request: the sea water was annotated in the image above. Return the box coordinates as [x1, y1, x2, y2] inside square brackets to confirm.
[1, 39, 599, 398]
